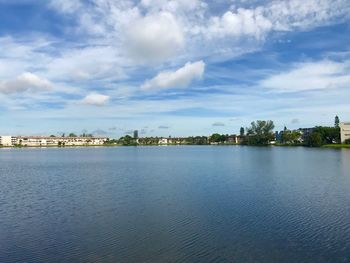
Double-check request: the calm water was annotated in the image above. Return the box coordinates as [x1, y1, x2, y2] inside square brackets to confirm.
[1, 146, 350, 263]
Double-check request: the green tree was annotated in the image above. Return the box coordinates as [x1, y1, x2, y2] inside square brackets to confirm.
[281, 130, 301, 144]
[306, 132, 322, 147]
[240, 127, 245, 136]
[69, 133, 77, 137]
[209, 133, 227, 143]
[335, 115, 340, 128]
[314, 126, 340, 144]
[118, 135, 137, 146]
[245, 120, 275, 145]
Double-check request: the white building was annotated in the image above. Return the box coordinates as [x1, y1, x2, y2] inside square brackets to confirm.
[0, 136, 17, 146]
[340, 123, 350, 143]
[0, 136, 108, 147]
[16, 136, 108, 146]
[158, 138, 169, 145]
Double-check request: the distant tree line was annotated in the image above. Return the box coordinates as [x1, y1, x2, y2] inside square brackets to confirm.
[104, 116, 344, 147]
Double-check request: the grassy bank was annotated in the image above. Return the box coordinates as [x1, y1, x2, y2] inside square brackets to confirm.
[322, 144, 350, 149]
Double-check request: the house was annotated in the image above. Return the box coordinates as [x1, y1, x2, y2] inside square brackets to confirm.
[158, 138, 169, 145]
[340, 123, 350, 143]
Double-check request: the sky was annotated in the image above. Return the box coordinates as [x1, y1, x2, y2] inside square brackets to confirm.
[0, 0, 350, 138]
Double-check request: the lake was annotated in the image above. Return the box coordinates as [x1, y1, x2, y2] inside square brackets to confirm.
[1, 146, 350, 262]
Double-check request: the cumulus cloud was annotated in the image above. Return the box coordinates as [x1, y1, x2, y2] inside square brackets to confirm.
[125, 12, 184, 63]
[261, 60, 350, 92]
[142, 61, 205, 90]
[0, 72, 52, 94]
[207, 8, 273, 40]
[81, 93, 110, 106]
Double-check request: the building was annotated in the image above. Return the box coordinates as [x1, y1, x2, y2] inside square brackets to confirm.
[340, 123, 350, 143]
[133, 130, 138, 139]
[298, 128, 315, 142]
[158, 138, 169, 145]
[0, 136, 17, 146]
[16, 136, 108, 147]
[226, 135, 240, 144]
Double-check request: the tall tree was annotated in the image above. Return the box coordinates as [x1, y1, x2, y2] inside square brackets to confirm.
[245, 120, 275, 145]
[240, 127, 245, 136]
[335, 115, 340, 128]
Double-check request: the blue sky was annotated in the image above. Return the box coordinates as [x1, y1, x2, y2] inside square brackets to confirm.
[0, 0, 350, 138]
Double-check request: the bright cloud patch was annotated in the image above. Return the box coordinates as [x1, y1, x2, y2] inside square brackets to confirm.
[208, 8, 272, 40]
[81, 93, 110, 106]
[261, 60, 350, 92]
[0, 72, 52, 94]
[142, 61, 205, 90]
[126, 12, 184, 63]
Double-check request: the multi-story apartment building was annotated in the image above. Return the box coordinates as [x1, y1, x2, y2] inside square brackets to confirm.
[0, 136, 108, 147]
[0, 136, 17, 146]
[340, 123, 350, 143]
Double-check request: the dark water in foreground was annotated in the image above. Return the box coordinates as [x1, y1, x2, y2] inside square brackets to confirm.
[1, 146, 350, 263]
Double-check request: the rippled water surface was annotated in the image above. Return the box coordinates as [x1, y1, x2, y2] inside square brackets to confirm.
[1, 146, 350, 262]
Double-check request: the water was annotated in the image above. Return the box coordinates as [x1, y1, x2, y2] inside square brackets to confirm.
[0, 146, 350, 263]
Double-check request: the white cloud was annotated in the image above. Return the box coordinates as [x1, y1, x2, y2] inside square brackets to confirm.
[125, 12, 185, 63]
[205, 0, 350, 41]
[142, 61, 205, 90]
[0, 72, 52, 94]
[207, 8, 273, 40]
[266, 0, 350, 31]
[261, 60, 350, 92]
[46, 0, 350, 65]
[81, 93, 110, 106]
[45, 46, 126, 82]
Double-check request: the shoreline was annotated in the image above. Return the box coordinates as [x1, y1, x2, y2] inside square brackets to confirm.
[1, 144, 350, 149]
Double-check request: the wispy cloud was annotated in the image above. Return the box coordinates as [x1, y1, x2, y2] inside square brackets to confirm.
[260, 60, 350, 92]
[142, 61, 205, 90]
[212, 122, 225, 127]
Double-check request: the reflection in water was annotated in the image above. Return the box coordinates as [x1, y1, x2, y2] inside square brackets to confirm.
[0, 146, 350, 262]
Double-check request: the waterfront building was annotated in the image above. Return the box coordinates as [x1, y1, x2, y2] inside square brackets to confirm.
[227, 135, 240, 144]
[158, 138, 169, 145]
[16, 136, 108, 147]
[340, 122, 350, 143]
[0, 136, 17, 146]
